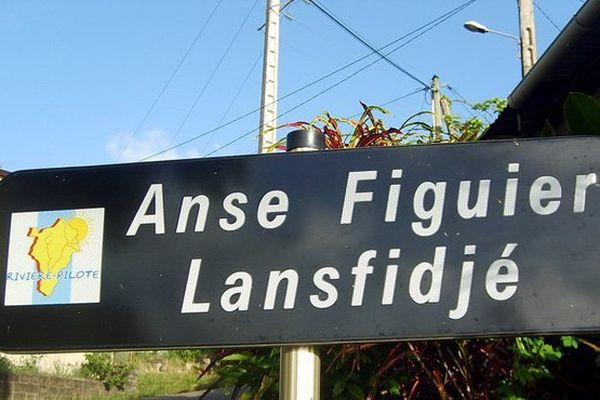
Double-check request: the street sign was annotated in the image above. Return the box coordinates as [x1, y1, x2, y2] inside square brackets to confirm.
[1, 137, 600, 351]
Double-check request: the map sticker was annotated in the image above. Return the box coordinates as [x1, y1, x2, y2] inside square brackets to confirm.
[4, 208, 105, 306]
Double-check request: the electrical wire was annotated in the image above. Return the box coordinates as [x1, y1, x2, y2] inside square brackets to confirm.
[533, 0, 562, 32]
[308, 0, 429, 88]
[348, 88, 427, 119]
[257, 0, 297, 30]
[202, 10, 475, 158]
[377, 88, 429, 109]
[167, 0, 261, 147]
[200, 52, 263, 155]
[117, 0, 224, 161]
[139, 0, 478, 161]
[447, 85, 477, 118]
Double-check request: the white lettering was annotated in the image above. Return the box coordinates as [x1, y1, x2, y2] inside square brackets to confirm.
[412, 182, 446, 236]
[310, 267, 340, 309]
[351, 250, 376, 306]
[381, 248, 400, 305]
[457, 180, 490, 218]
[257, 190, 289, 229]
[449, 245, 476, 319]
[264, 269, 299, 310]
[219, 192, 248, 231]
[573, 173, 597, 213]
[340, 171, 377, 224]
[409, 246, 446, 304]
[384, 169, 403, 222]
[220, 272, 252, 312]
[529, 176, 562, 215]
[503, 163, 519, 216]
[181, 259, 210, 313]
[176, 195, 209, 233]
[126, 184, 165, 236]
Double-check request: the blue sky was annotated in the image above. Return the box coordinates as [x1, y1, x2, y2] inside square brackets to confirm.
[0, 0, 584, 172]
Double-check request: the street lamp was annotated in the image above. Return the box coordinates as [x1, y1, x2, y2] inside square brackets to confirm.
[464, 20, 531, 76]
[463, 20, 520, 45]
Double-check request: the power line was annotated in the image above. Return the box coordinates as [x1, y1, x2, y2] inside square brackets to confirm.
[349, 88, 427, 119]
[381, 88, 427, 107]
[257, 0, 296, 30]
[203, 10, 475, 158]
[446, 85, 477, 118]
[308, 0, 429, 88]
[533, 0, 561, 32]
[204, 87, 430, 158]
[117, 0, 225, 161]
[200, 52, 263, 155]
[141, 0, 476, 161]
[167, 0, 261, 146]
[139, 0, 478, 161]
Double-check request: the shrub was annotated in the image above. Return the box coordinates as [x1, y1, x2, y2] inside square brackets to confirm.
[81, 353, 133, 391]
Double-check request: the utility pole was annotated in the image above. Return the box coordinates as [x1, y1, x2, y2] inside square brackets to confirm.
[517, 0, 537, 76]
[440, 97, 457, 139]
[431, 75, 443, 142]
[258, 0, 281, 154]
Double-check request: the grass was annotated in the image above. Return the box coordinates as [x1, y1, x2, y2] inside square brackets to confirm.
[137, 371, 200, 395]
[84, 369, 217, 400]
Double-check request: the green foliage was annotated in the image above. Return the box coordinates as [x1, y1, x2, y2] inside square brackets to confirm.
[81, 353, 133, 391]
[167, 349, 206, 363]
[471, 97, 508, 114]
[560, 335, 579, 349]
[201, 349, 280, 399]
[494, 337, 586, 399]
[11, 355, 41, 374]
[0, 356, 12, 374]
[443, 96, 506, 141]
[563, 92, 600, 134]
[136, 371, 199, 396]
[513, 337, 562, 385]
[85, 370, 201, 400]
[273, 102, 434, 151]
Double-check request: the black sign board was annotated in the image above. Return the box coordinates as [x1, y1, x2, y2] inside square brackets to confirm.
[1, 137, 600, 352]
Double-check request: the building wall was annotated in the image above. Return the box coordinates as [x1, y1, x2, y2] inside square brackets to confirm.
[0, 372, 106, 400]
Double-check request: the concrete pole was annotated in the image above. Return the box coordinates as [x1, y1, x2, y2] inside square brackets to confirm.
[258, 0, 281, 154]
[431, 75, 443, 142]
[281, 129, 324, 400]
[517, 0, 537, 76]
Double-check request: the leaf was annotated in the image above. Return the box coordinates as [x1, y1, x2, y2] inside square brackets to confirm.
[279, 121, 312, 129]
[222, 353, 251, 362]
[347, 383, 366, 399]
[560, 336, 579, 349]
[332, 379, 346, 397]
[564, 92, 600, 134]
[387, 378, 401, 395]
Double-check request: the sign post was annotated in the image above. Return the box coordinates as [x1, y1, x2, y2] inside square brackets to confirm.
[1, 137, 600, 353]
[280, 129, 324, 400]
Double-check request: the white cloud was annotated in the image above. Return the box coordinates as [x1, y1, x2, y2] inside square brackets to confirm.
[106, 129, 200, 163]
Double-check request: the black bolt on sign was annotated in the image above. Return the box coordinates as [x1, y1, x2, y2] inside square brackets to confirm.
[1, 137, 600, 352]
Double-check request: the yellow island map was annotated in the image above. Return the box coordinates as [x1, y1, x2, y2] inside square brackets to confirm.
[28, 217, 89, 296]
[4, 208, 104, 306]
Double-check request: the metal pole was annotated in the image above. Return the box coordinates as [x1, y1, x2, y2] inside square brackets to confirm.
[280, 346, 320, 400]
[517, 0, 537, 76]
[431, 75, 443, 142]
[258, 0, 281, 154]
[281, 129, 324, 400]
